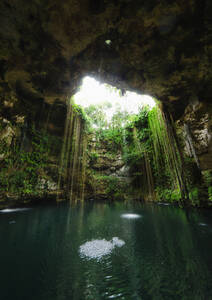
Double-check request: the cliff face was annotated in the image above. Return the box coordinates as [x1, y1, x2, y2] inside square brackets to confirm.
[180, 101, 212, 170]
[0, 0, 211, 205]
[0, 96, 66, 205]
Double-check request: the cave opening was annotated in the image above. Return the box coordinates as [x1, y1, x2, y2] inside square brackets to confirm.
[73, 76, 156, 128]
[57, 75, 190, 203]
[55, 73, 207, 205]
[57, 75, 160, 202]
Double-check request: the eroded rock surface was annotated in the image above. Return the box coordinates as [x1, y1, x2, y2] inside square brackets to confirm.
[0, 1, 211, 110]
[180, 101, 212, 170]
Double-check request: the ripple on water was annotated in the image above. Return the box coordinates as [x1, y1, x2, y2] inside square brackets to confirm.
[121, 213, 141, 219]
[79, 237, 125, 261]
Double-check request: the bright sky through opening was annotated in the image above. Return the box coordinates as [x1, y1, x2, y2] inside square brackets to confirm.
[74, 76, 155, 123]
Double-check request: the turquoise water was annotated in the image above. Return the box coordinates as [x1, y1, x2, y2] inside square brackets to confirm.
[0, 202, 212, 300]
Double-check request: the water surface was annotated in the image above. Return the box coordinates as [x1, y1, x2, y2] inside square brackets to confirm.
[0, 201, 212, 300]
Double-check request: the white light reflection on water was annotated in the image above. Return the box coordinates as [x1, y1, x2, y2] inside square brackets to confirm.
[79, 237, 125, 261]
[199, 223, 207, 226]
[121, 213, 141, 219]
[0, 208, 31, 213]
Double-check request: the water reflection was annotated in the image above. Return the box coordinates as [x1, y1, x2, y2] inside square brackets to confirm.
[121, 213, 141, 219]
[79, 237, 125, 260]
[0, 208, 31, 213]
[0, 202, 212, 299]
[198, 222, 207, 226]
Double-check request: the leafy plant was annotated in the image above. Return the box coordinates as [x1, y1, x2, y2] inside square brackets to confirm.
[0, 126, 51, 196]
[203, 171, 212, 187]
[170, 189, 181, 202]
[189, 187, 199, 206]
[89, 152, 99, 164]
[208, 186, 212, 201]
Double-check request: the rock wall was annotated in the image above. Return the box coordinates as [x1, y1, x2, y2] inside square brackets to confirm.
[85, 134, 132, 200]
[179, 100, 212, 171]
[0, 93, 67, 206]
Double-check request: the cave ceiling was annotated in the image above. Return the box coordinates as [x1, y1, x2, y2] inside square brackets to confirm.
[0, 0, 211, 118]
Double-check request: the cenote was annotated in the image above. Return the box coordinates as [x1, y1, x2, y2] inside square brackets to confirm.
[1, 2, 212, 299]
[1, 201, 212, 300]
[0, 76, 212, 300]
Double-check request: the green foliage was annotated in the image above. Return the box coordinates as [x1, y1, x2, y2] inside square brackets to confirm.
[97, 127, 123, 152]
[208, 186, 212, 201]
[84, 103, 131, 153]
[170, 189, 181, 202]
[84, 104, 108, 128]
[202, 170, 212, 187]
[155, 187, 171, 202]
[122, 149, 142, 166]
[72, 103, 89, 123]
[133, 106, 149, 128]
[122, 106, 156, 199]
[124, 108, 152, 159]
[89, 152, 99, 164]
[148, 105, 189, 202]
[111, 110, 129, 128]
[105, 176, 120, 195]
[94, 174, 124, 199]
[72, 91, 207, 206]
[0, 126, 50, 196]
[189, 187, 199, 206]
[155, 187, 181, 203]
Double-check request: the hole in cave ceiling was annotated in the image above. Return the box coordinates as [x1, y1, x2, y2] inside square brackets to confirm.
[73, 76, 156, 128]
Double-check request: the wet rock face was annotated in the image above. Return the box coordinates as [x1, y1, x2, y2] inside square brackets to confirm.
[85, 136, 132, 200]
[181, 101, 212, 170]
[90, 152, 124, 173]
